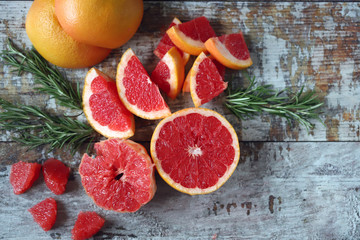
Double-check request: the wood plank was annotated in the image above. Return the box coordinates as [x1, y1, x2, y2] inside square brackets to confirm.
[0, 1, 359, 142]
[1, 142, 360, 239]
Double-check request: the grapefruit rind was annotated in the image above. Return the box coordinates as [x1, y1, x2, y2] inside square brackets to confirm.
[116, 48, 171, 120]
[204, 36, 253, 70]
[83, 68, 135, 139]
[150, 108, 240, 195]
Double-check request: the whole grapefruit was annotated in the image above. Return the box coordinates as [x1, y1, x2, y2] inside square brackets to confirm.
[55, 0, 143, 49]
[25, 0, 111, 68]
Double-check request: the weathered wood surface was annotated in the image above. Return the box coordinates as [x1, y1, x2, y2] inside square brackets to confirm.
[0, 1, 360, 240]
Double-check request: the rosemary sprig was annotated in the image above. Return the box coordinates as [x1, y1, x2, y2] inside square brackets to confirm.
[0, 97, 96, 154]
[0, 39, 82, 110]
[225, 73, 324, 130]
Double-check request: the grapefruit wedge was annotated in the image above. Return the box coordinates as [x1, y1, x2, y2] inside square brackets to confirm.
[204, 32, 253, 70]
[151, 47, 185, 99]
[167, 16, 216, 56]
[28, 198, 57, 232]
[151, 108, 240, 195]
[10, 161, 41, 195]
[154, 17, 190, 64]
[71, 211, 105, 240]
[79, 139, 156, 212]
[83, 68, 135, 139]
[116, 48, 171, 120]
[189, 52, 228, 107]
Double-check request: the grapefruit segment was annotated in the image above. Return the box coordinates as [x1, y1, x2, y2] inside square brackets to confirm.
[28, 197, 57, 232]
[71, 211, 105, 240]
[189, 52, 228, 107]
[167, 16, 216, 56]
[151, 47, 185, 99]
[79, 139, 156, 212]
[9, 161, 41, 194]
[116, 48, 171, 120]
[204, 32, 253, 70]
[43, 158, 70, 195]
[83, 68, 135, 139]
[151, 108, 240, 195]
[154, 17, 190, 64]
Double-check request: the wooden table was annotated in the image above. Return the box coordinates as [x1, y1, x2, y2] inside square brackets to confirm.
[1, 1, 359, 239]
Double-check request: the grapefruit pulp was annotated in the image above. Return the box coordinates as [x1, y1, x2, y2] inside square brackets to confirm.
[79, 139, 156, 212]
[28, 197, 57, 231]
[43, 158, 70, 195]
[71, 211, 105, 240]
[10, 161, 41, 194]
[150, 108, 240, 195]
[83, 68, 135, 139]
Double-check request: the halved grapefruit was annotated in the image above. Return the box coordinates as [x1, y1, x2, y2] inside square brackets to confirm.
[150, 108, 240, 195]
[204, 32, 253, 70]
[154, 17, 190, 64]
[167, 16, 216, 56]
[79, 138, 156, 212]
[189, 52, 228, 107]
[116, 48, 171, 120]
[83, 68, 135, 139]
[151, 47, 185, 99]
[182, 55, 225, 93]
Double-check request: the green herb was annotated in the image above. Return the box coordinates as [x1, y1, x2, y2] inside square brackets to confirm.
[0, 98, 97, 155]
[225, 72, 324, 130]
[0, 39, 82, 110]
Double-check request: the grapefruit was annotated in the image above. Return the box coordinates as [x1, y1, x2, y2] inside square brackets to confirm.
[83, 68, 135, 139]
[43, 158, 70, 195]
[55, 0, 143, 49]
[154, 17, 190, 64]
[28, 197, 57, 232]
[71, 211, 105, 240]
[10, 161, 41, 194]
[182, 55, 225, 93]
[167, 16, 216, 56]
[25, 0, 111, 68]
[116, 48, 171, 120]
[79, 139, 156, 212]
[189, 52, 228, 107]
[150, 108, 240, 195]
[204, 32, 253, 70]
[151, 47, 185, 99]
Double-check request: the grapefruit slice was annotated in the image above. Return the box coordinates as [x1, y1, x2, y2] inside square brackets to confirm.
[151, 47, 185, 99]
[83, 68, 135, 139]
[116, 48, 171, 120]
[10, 161, 41, 194]
[167, 16, 216, 56]
[154, 17, 190, 64]
[182, 55, 225, 93]
[28, 197, 57, 232]
[189, 52, 228, 107]
[71, 211, 105, 240]
[43, 158, 70, 195]
[204, 32, 253, 70]
[79, 138, 156, 212]
[150, 108, 240, 195]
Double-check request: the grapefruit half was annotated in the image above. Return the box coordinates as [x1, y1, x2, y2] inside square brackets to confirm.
[116, 48, 171, 120]
[83, 68, 135, 139]
[204, 32, 253, 70]
[150, 108, 240, 195]
[79, 139, 156, 212]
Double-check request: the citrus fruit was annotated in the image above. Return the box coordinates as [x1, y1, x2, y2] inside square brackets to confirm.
[182, 55, 226, 93]
[151, 47, 185, 99]
[71, 211, 105, 240]
[204, 32, 253, 70]
[189, 52, 228, 107]
[26, 0, 111, 68]
[43, 158, 70, 195]
[10, 161, 41, 195]
[83, 68, 135, 138]
[167, 16, 216, 56]
[154, 17, 190, 64]
[150, 108, 240, 195]
[79, 139, 156, 212]
[116, 48, 171, 120]
[55, 0, 143, 49]
[28, 197, 57, 232]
